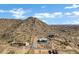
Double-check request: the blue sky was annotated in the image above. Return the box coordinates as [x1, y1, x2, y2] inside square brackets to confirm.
[0, 4, 79, 24]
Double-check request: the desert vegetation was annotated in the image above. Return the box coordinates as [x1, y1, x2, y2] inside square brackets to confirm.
[0, 17, 79, 54]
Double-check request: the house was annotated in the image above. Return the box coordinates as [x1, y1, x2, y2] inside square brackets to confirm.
[37, 37, 48, 44]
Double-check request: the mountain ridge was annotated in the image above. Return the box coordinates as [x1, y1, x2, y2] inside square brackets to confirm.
[0, 17, 79, 54]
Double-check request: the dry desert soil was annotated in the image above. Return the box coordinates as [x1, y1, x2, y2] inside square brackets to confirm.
[0, 17, 79, 54]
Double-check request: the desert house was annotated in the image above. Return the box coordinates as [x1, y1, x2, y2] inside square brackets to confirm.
[32, 37, 48, 49]
[37, 37, 48, 44]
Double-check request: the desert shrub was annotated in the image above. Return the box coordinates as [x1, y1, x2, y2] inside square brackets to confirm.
[52, 50, 58, 54]
[7, 40, 13, 43]
[25, 51, 30, 54]
[64, 42, 69, 46]
[10, 43, 26, 47]
[27, 39, 30, 42]
[48, 34, 54, 38]
[77, 44, 79, 47]
[7, 50, 15, 54]
[48, 50, 58, 54]
[25, 50, 34, 54]
[48, 50, 51, 54]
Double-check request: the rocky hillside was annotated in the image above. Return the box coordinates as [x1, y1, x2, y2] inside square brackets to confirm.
[0, 17, 79, 54]
[12, 17, 52, 42]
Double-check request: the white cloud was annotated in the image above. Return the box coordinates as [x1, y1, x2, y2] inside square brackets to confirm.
[65, 4, 79, 9]
[34, 13, 54, 18]
[9, 8, 26, 19]
[0, 8, 29, 19]
[42, 19, 47, 23]
[64, 12, 72, 16]
[72, 11, 79, 16]
[63, 11, 79, 17]
[0, 10, 7, 13]
[53, 12, 62, 15]
[33, 12, 62, 19]
[34, 11, 79, 24]
[53, 12, 62, 17]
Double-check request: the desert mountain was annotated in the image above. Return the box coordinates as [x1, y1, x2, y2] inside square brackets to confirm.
[0, 17, 79, 54]
[12, 17, 52, 42]
[0, 17, 53, 44]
